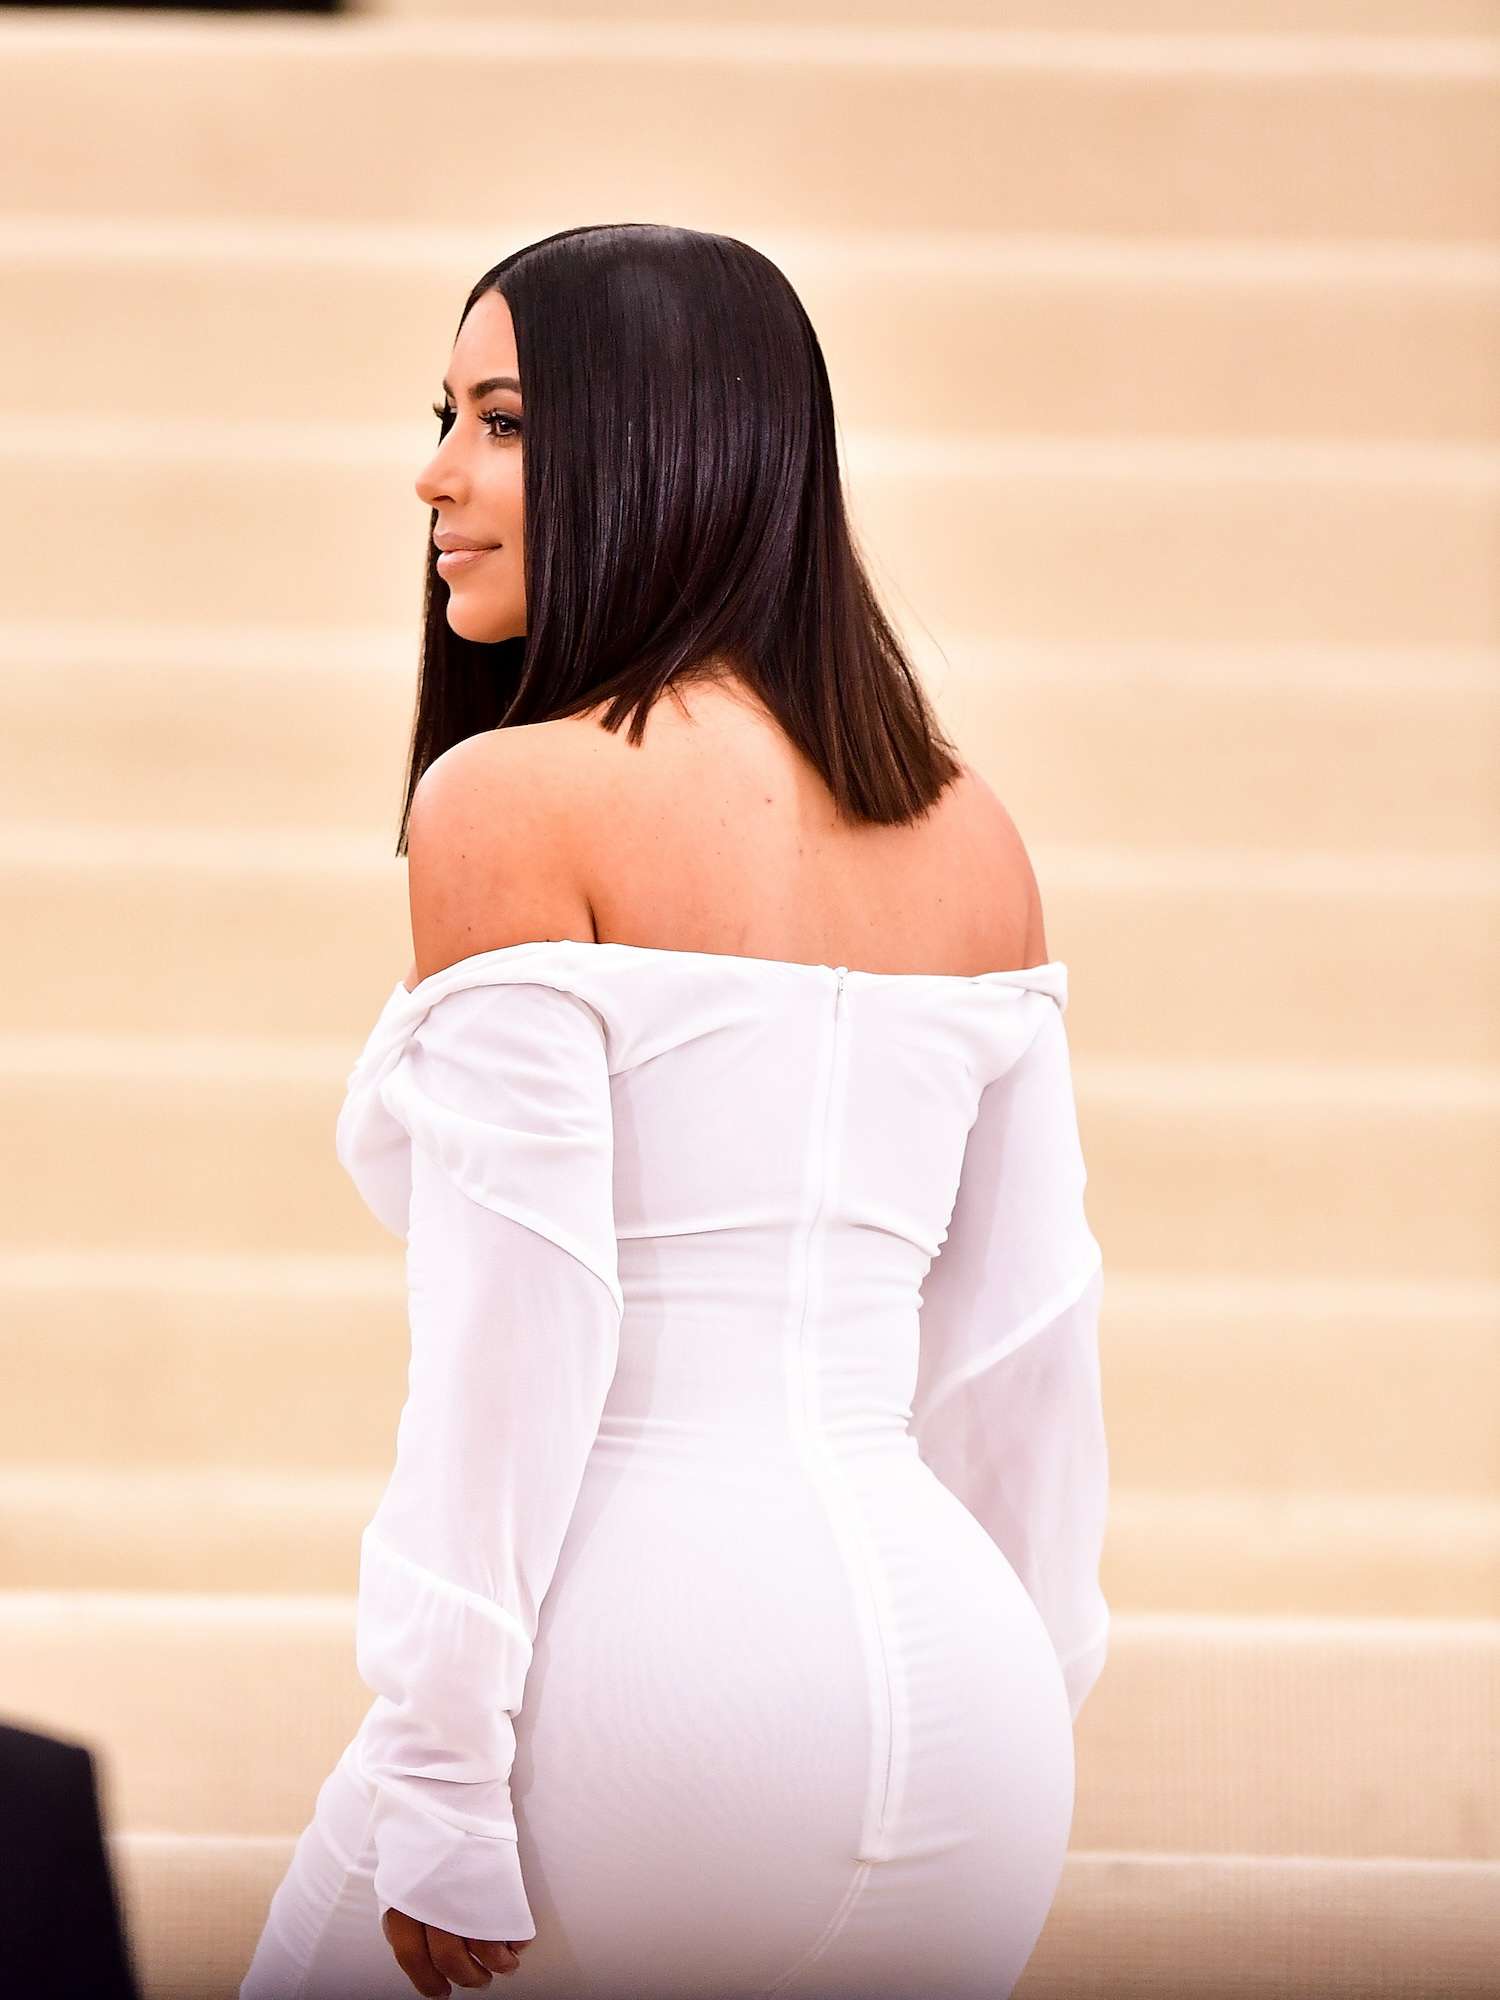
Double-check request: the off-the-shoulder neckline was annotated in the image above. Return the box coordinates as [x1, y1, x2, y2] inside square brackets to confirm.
[399, 936, 1066, 998]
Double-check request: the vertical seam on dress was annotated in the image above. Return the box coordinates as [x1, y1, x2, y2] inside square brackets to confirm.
[780, 972, 904, 1890]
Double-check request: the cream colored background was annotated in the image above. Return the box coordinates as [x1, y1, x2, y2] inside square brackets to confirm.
[0, 0, 1496, 1992]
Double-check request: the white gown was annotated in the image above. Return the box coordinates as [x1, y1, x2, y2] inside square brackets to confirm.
[239, 939, 1109, 2000]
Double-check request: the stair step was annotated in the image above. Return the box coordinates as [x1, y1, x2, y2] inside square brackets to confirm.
[100, 1832, 1500, 2000]
[101, 1835, 1500, 2000]
[4, 220, 1495, 442]
[2, 16, 1496, 239]
[4, 1035, 1495, 1280]
[0, 628, 1497, 860]
[4, 1258, 1497, 1503]
[8, 1593, 1494, 1859]
[4, 822, 1498, 1065]
[361, 0, 1500, 31]
[1, 423, 1496, 644]
[1, 1468, 1495, 1616]
[1019, 1849, 1500, 1999]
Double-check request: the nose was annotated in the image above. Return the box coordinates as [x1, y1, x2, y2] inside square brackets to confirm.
[414, 442, 461, 511]
[418, 454, 458, 512]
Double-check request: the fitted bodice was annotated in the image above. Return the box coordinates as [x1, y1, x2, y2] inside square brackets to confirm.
[335, 939, 1071, 1451]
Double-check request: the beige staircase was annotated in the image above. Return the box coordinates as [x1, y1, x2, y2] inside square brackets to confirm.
[0, 2, 1496, 1995]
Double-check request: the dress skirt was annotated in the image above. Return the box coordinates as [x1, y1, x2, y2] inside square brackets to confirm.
[240, 1440, 1078, 2000]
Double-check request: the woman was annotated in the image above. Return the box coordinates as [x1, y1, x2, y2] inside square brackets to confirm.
[240, 223, 1109, 2000]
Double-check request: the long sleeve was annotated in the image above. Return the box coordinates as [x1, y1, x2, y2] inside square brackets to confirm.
[348, 979, 623, 1942]
[910, 997, 1110, 1724]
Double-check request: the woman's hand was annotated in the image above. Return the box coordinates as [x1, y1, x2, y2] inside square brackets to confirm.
[382, 1907, 534, 1995]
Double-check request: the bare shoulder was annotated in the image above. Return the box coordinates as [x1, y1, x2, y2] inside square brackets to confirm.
[945, 760, 1049, 965]
[402, 720, 601, 988]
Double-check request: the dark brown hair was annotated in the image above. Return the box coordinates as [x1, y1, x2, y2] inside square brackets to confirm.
[397, 222, 964, 856]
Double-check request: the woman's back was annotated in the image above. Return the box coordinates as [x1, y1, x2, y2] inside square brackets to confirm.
[559, 667, 1047, 982]
[242, 681, 1109, 2000]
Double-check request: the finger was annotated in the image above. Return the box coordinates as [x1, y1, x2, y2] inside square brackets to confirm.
[466, 1936, 521, 1976]
[428, 1926, 502, 1987]
[381, 1909, 450, 1999]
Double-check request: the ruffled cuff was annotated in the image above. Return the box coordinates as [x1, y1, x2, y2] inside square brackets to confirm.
[366, 1785, 536, 1942]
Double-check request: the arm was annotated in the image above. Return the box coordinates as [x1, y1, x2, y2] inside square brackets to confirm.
[353, 978, 622, 1941]
[911, 997, 1110, 1724]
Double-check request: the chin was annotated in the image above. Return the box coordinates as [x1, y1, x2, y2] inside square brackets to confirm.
[444, 601, 526, 645]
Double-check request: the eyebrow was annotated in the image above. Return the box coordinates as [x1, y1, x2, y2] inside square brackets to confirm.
[440, 374, 522, 402]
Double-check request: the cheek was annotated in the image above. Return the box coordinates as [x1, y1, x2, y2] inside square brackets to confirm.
[496, 460, 525, 528]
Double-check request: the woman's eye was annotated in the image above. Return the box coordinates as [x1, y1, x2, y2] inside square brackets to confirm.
[429, 402, 519, 442]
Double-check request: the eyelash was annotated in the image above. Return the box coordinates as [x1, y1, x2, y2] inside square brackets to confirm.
[431, 402, 520, 441]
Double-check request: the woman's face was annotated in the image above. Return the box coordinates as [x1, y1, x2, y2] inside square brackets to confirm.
[414, 288, 526, 642]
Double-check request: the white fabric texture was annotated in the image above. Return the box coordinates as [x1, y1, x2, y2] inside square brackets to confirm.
[352, 980, 622, 1942]
[910, 998, 1110, 1725]
[241, 940, 1110, 2000]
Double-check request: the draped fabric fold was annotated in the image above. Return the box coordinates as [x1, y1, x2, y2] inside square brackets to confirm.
[344, 979, 623, 1940]
[912, 1000, 1111, 1724]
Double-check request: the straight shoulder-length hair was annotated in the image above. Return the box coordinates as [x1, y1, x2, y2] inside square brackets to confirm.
[396, 221, 964, 856]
